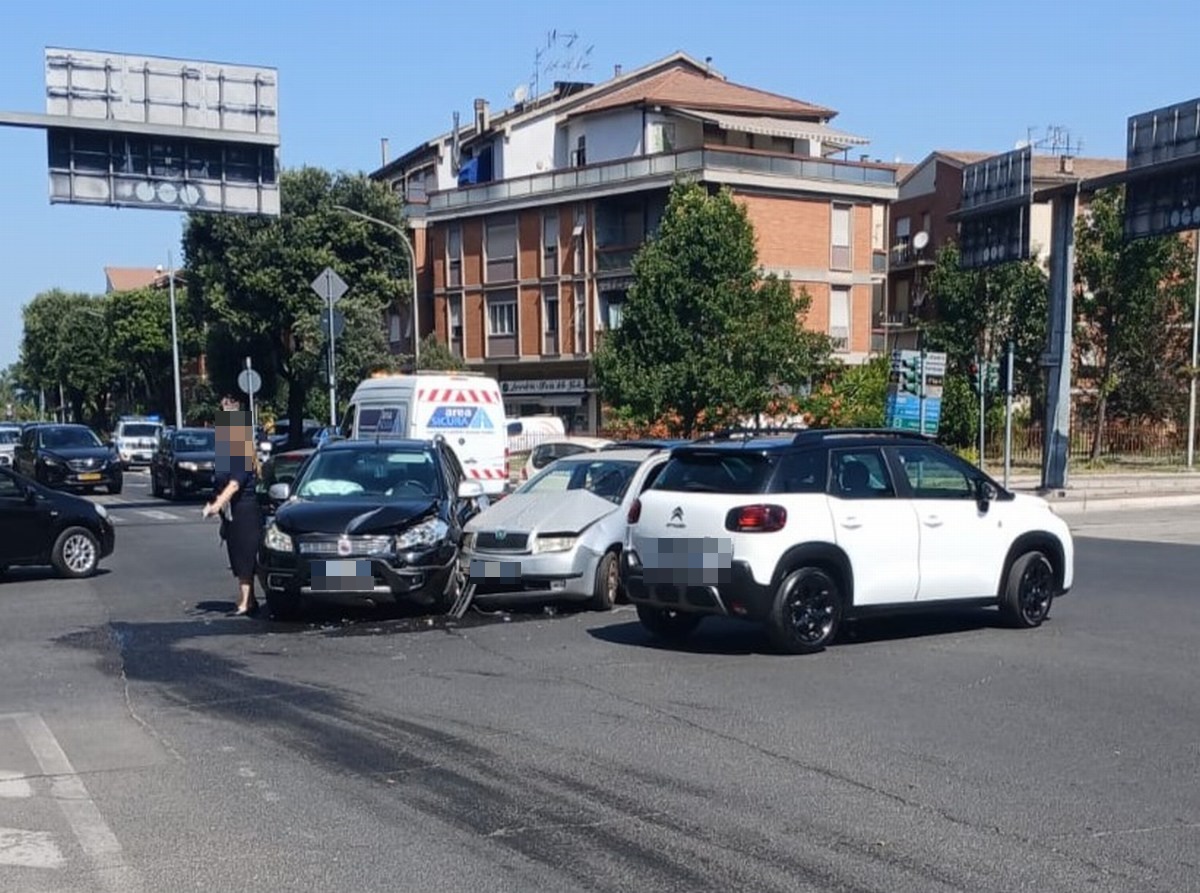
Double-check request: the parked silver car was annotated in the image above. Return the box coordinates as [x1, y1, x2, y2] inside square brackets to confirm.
[461, 448, 670, 610]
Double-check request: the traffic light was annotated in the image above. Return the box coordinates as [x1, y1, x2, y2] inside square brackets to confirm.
[898, 355, 921, 396]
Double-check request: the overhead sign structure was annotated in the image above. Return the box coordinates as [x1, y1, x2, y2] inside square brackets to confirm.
[0, 48, 280, 216]
[956, 146, 1033, 269]
[1122, 98, 1200, 240]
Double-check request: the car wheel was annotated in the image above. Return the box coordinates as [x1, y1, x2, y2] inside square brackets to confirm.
[766, 566, 842, 655]
[589, 551, 619, 612]
[108, 477, 123, 496]
[265, 588, 301, 621]
[151, 471, 163, 498]
[636, 604, 702, 642]
[1000, 551, 1054, 629]
[51, 527, 100, 579]
[168, 472, 179, 501]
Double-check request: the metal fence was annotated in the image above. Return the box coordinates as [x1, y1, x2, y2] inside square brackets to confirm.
[983, 413, 1188, 466]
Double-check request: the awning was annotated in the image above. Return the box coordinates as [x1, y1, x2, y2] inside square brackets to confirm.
[676, 108, 870, 149]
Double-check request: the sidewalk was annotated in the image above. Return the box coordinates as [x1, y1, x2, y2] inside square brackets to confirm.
[1003, 469, 1200, 514]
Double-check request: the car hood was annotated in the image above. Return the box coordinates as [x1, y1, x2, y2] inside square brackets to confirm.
[44, 446, 112, 461]
[466, 491, 616, 536]
[173, 451, 216, 463]
[274, 498, 438, 535]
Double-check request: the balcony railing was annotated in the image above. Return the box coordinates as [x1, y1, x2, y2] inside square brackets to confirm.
[890, 244, 933, 267]
[426, 148, 897, 212]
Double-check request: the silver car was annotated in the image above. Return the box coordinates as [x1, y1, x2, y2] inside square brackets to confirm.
[0, 426, 19, 467]
[461, 448, 670, 610]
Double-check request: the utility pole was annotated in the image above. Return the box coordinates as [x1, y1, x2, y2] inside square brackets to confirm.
[163, 253, 184, 430]
[1004, 342, 1015, 488]
[1188, 234, 1200, 468]
[918, 349, 927, 435]
[977, 357, 986, 469]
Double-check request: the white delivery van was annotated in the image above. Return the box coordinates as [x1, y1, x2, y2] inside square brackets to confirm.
[342, 373, 509, 496]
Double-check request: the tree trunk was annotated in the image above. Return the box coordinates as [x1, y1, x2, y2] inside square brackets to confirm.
[1090, 380, 1109, 463]
[287, 377, 307, 450]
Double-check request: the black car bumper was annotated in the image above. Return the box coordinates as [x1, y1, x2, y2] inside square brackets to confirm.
[40, 465, 122, 491]
[257, 545, 457, 609]
[621, 550, 773, 620]
[172, 465, 215, 493]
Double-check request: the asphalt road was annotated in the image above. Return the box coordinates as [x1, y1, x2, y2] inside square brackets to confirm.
[1, 475, 1197, 893]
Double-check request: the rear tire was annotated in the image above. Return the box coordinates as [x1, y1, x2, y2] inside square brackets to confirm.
[589, 551, 619, 612]
[636, 604, 702, 642]
[1000, 551, 1054, 628]
[765, 567, 842, 655]
[151, 471, 163, 498]
[51, 527, 100, 579]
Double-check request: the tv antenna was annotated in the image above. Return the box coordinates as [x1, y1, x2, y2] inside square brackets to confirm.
[531, 29, 593, 99]
[1024, 124, 1083, 157]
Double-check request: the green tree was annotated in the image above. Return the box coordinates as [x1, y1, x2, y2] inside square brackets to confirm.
[595, 181, 830, 437]
[105, 285, 201, 416]
[1074, 187, 1195, 459]
[183, 167, 408, 447]
[416, 334, 465, 372]
[20, 290, 116, 427]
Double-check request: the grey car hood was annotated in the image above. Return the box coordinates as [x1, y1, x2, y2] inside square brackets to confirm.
[466, 491, 617, 535]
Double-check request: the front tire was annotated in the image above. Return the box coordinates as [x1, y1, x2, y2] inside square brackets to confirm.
[636, 604, 702, 642]
[589, 551, 619, 612]
[766, 567, 842, 655]
[107, 476, 123, 495]
[52, 527, 100, 578]
[151, 470, 163, 498]
[265, 588, 302, 621]
[1000, 551, 1054, 628]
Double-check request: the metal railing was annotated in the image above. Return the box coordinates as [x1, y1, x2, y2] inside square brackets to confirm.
[983, 413, 1189, 465]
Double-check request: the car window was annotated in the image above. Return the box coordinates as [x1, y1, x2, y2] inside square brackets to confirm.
[358, 406, 406, 436]
[770, 450, 827, 494]
[121, 424, 160, 438]
[653, 452, 774, 494]
[294, 448, 437, 500]
[0, 430, 20, 445]
[638, 460, 667, 494]
[521, 459, 638, 504]
[893, 446, 975, 499]
[174, 431, 215, 452]
[0, 472, 21, 498]
[42, 427, 102, 450]
[829, 449, 894, 499]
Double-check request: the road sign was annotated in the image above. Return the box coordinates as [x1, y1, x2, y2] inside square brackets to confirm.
[1122, 97, 1200, 241]
[311, 268, 349, 304]
[955, 147, 1033, 270]
[320, 309, 346, 339]
[237, 368, 262, 395]
[886, 350, 945, 436]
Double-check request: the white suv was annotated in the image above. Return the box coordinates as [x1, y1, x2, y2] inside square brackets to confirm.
[622, 429, 1074, 654]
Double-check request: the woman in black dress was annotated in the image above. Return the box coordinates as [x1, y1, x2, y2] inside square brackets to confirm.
[203, 416, 262, 616]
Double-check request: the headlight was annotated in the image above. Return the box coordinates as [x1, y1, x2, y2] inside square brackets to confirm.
[41, 454, 64, 467]
[461, 531, 477, 552]
[178, 461, 198, 472]
[94, 503, 108, 520]
[533, 535, 577, 554]
[264, 523, 293, 552]
[395, 517, 450, 551]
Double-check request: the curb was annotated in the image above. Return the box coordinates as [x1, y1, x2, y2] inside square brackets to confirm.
[1044, 492, 1200, 515]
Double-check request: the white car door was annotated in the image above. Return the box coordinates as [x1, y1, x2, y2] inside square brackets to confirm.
[826, 447, 920, 606]
[890, 444, 1009, 601]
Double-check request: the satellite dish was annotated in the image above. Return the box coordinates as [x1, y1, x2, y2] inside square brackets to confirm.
[913, 231, 930, 251]
[512, 84, 528, 103]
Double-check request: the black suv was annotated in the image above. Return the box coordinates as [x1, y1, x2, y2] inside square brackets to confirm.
[257, 437, 488, 619]
[14, 424, 123, 494]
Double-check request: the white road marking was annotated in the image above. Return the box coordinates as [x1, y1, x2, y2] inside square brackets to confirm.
[134, 510, 182, 522]
[0, 770, 33, 798]
[0, 827, 65, 869]
[7, 713, 140, 892]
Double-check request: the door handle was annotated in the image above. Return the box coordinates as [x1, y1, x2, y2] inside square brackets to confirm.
[840, 516, 862, 529]
[922, 515, 943, 527]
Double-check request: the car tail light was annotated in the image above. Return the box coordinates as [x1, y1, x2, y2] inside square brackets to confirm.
[725, 504, 787, 533]
[628, 497, 642, 524]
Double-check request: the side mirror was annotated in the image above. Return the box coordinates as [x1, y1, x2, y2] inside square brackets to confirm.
[975, 479, 997, 511]
[268, 482, 291, 501]
[457, 479, 485, 500]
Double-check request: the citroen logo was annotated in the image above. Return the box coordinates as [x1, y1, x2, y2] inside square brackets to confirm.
[495, 529, 508, 542]
[670, 507, 684, 523]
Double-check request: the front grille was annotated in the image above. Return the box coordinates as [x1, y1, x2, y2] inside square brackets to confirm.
[299, 535, 393, 557]
[474, 531, 529, 551]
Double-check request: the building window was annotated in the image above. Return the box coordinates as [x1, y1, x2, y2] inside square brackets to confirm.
[485, 216, 517, 282]
[600, 290, 626, 331]
[542, 286, 559, 355]
[573, 134, 587, 167]
[388, 310, 402, 344]
[649, 122, 676, 154]
[542, 212, 558, 277]
[448, 294, 463, 358]
[829, 286, 851, 352]
[447, 224, 462, 287]
[486, 290, 517, 357]
[771, 135, 794, 154]
[571, 208, 586, 275]
[895, 216, 911, 245]
[921, 212, 932, 238]
[831, 203, 852, 271]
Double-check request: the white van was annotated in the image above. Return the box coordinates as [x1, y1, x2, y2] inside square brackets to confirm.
[342, 373, 509, 496]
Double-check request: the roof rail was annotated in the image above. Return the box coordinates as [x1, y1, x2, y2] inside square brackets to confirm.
[694, 426, 808, 442]
[791, 427, 934, 445]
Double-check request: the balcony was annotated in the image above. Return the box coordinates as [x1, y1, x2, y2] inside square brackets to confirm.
[872, 311, 918, 331]
[889, 243, 934, 270]
[425, 148, 897, 215]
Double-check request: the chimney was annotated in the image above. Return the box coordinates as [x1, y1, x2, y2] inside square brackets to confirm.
[613, 63, 622, 77]
[380, 138, 389, 167]
[474, 98, 490, 133]
[704, 56, 713, 77]
[1060, 154, 1074, 174]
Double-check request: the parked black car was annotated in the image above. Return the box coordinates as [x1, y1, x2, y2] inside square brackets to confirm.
[0, 466, 116, 578]
[14, 424, 123, 494]
[257, 438, 487, 619]
[151, 428, 217, 501]
[256, 447, 315, 518]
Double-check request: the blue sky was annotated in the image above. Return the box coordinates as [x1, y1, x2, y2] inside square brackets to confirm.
[0, 0, 1194, 369]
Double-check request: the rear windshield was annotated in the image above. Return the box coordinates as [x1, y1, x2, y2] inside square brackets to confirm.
[653, 451, 774, 494]
[121, 424, 160, 437]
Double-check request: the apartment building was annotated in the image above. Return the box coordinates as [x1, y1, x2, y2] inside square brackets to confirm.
[374, 53, 898, 431]
[881, 151, 1125, 353]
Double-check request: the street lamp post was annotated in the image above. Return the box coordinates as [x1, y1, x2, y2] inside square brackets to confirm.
[158, 255, 184, 430]
[332, 205, 420, 367]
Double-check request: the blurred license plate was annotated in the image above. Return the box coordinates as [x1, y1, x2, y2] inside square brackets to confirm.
[312, 559, 373, 591]
[469, 559, 521, 581]
[78, 472, 102, 481]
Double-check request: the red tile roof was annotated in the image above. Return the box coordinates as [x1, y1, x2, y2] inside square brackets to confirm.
[104, 267, 184, 293]
[572, 64, 834, 120]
